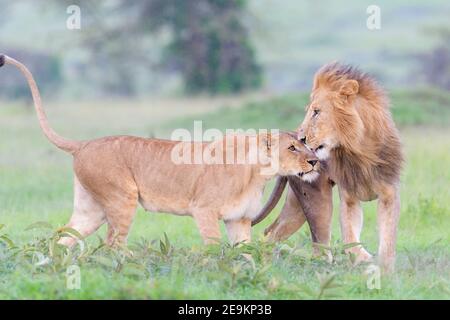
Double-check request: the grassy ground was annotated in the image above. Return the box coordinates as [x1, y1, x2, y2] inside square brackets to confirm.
[0, 89, 449, 299]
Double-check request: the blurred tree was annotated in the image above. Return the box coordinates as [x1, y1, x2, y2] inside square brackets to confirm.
[136, 0, 262, 94]
[0, 0, 11, 26]
[0, 49, 62, 100]
[417, 27, 450, 91]
[56, 0, 262, 95]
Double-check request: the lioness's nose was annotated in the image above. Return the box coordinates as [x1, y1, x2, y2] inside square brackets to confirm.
[307, 159, 318, 167]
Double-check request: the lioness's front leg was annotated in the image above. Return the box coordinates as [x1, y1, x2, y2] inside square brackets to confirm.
[265, 173, 333, 255]
[225, 218, 251, 244]
[192, 211, 222, 245]
[264, 186, 307, 241]
[288, 175, 333, 257]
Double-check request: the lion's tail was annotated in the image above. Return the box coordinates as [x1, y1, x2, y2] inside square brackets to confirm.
[0, 54, 80, 153]
[252, 176, 287, 226]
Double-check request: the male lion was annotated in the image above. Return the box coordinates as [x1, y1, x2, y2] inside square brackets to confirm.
[0, 54, 320, 246]
[254, 63, 403, 273]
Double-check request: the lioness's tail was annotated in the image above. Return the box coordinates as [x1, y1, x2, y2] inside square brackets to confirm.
[0, 54, 80, 153]
[252, 176, 287, 226]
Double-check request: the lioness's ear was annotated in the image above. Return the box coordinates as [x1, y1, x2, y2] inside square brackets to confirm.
[261, 133, 272, 151]
[339, 79, 359, 96]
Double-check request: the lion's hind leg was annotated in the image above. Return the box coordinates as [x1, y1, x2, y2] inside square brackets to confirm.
[376, 183, 400, 273]
[58, 176, 106, 247]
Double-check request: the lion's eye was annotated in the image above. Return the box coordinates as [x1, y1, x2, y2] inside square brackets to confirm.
[313, 109, 320, 117]
[288, 145, 296, 151]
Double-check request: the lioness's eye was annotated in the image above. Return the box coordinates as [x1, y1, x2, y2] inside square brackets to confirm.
[313, 109, 320, 117]
[288, 145, 296, 151]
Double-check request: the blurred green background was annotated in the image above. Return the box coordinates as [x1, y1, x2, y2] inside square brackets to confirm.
[1, 0, 449, 99]
[0, 0, 449, 299]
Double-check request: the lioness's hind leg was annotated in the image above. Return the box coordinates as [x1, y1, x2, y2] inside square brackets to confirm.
[58, 176, 106, 247]
[225, 219, 251, 244]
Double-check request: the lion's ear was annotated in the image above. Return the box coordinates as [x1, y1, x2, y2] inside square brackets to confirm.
[339, 79, 359, 96]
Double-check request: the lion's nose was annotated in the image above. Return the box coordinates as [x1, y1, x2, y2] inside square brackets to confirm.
[298, 128, 306, 143]
[299, 136, 306, 144]
[307, 159, 318, 167]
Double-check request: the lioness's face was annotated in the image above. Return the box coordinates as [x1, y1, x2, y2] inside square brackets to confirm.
[298, 90, 340, 160]
[277, 134, 320, 182]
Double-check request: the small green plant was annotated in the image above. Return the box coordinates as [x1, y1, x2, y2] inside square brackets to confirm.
[0, 218, 448, 299]
[0, 224, 15, 249]
[159, 232, 172, 257]
[313, 241, 364, 266]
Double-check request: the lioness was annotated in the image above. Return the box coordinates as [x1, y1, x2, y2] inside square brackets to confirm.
[0, 54, 320, 246]
[254, 63, 403, 273]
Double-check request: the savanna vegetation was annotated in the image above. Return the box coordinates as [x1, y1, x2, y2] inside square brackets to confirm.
[0, 89, 448, 299]
[0, 0, 449, 300]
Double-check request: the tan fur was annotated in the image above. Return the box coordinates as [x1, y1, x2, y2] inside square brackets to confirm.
[300, 63, 403, 272]
[1, 55, 320, 247]
[67, 133, 319, 246]
[256, 63, 403, 272]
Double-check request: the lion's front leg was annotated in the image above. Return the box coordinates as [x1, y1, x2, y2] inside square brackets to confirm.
[376, 183, 400, 273]
[338, 187, 373, 264]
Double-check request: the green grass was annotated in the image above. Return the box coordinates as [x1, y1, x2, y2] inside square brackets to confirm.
[0, 90, 449, 299]
[166, 87, 450, 132]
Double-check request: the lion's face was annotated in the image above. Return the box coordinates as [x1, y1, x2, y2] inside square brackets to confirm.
[276, 134, 320, 182]
[298, 79, 361, 160]
[298, 91, 340, 160]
